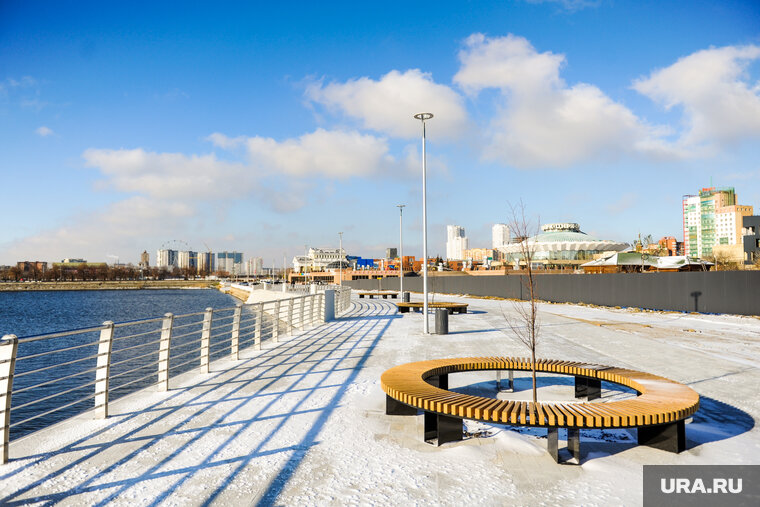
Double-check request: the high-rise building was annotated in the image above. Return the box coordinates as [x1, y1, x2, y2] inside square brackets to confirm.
[198, 252, 215, 274]
[682, 187, 753, 258]
[217, 251, 244, 275]
[139, 251, 149, 269]
[156, 249, 178, 268]
[446, 225, 469, 261]
[492, 223, 510, 249]
[246, 257, 263, 276]
[386, 248, 398, 259]
[177, 251, 198, 270]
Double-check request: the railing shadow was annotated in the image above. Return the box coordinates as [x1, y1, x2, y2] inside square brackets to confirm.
[0, 297, 398, 505]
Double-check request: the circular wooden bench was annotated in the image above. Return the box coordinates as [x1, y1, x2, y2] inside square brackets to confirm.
[396, 302, 468, 314]
[381, 357, 700, 463]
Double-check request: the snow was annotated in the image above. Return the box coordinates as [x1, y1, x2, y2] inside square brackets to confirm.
[1, 294, 759, 505]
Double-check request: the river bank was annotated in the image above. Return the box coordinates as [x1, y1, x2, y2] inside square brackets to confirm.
[0, 280, 218, 291]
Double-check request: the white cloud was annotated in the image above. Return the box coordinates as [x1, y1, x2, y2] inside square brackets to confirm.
[453, 33, 669, 168]
[454, 33, 565, 95]
[11, 127, 404, 263]
[0, 76, 37, 95]
[633, 45, 760, 150]
[36, 126, 54, 137]
[305, 69, 469, 140]
[82, 148, 253, 200]
[244, 128, 395, 178]
[206, 132, 245, 149]
[3, 196, 194, 263]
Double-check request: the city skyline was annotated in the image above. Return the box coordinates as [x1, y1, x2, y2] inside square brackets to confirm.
[2, 1, 759, 265]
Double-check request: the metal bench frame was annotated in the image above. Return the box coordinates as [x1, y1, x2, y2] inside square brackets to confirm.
[396, 302, 468, 314]
[358, 292, 398, 299]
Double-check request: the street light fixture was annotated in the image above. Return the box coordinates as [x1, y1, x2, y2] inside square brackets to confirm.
[338, 231, 344, 286]
[414, 112, 433, 334]
[397, 204, 405, 299]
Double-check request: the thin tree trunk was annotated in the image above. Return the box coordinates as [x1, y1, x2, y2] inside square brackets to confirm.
[531, 347, 537, 405]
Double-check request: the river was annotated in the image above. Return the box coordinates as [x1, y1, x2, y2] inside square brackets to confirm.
[0, 289, 244, 440]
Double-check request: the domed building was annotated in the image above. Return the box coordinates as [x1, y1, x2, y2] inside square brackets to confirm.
[497, 223, 629, 270]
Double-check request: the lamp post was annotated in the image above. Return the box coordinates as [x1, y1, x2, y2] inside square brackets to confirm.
[338, 231, 343, 286]
[414, 112, 433, 334]
[397, 204, 405, 298]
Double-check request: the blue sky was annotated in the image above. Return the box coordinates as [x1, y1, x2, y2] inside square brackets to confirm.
[2, 0, 759, 266]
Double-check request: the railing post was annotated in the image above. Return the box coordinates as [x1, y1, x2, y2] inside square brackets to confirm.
[309, 295, 316, 327]
[319, 293, 325, 322]
[95, 322, 114, 419]
[287, 298, 294, 336]
[273, 301, 281, 343]
[200, 307, 213, 374]
[299, 296, 306, 330]
[1, 334, 18, 465]
[324, 290, 335, 322]
[157, 313, 173, 392]
[255, 303, 263, 350]
[231, 304, 242, 360]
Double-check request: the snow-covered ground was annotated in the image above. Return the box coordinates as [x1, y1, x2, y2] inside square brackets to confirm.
[2, 294, 758, 505]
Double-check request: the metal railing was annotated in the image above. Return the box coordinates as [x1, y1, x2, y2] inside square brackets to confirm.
[0, 286, 351, 464]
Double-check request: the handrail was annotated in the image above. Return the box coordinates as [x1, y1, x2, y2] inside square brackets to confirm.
[0, 284, 345, 465]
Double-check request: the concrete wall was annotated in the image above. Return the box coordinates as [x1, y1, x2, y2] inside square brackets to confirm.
[346, 272, 760, 316]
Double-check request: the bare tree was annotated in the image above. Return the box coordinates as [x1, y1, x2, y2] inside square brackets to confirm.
[504, 201, 541, 407]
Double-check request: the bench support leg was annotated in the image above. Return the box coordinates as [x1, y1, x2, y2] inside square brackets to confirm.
[586, 379, 601, 400]
[547, 427, 582, 464]
[547, 427, 559, 462]
[574, 376, 587, 398]
[424, 411, 437, 443]
[437, 414, 462, 446]
[427, 374, 448, 390]
[497, 370, 514, 392]
[575, 377, 601, 400]
[638, 420, 685, 453]
[567, 428, 581, 464]
[424, 411, 462, 446]
[386, 395, 417, 416]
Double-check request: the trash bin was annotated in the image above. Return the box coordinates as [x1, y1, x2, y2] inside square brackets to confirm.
[402, 291, 410, 302]
[435, 308, 449, 335]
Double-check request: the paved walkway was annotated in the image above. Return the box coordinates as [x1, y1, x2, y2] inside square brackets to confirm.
[1, 295, 758, 505]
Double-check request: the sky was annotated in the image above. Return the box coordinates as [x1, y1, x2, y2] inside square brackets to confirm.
[1, 0, 759, 267]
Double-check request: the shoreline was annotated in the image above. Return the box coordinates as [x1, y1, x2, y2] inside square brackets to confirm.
[0, 280, 218, 291]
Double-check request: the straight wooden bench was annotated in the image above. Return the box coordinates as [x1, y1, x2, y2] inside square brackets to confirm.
[396, 302, 468, 314]
[358, 292, 398, 299]
[381, 357, 700, 464]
